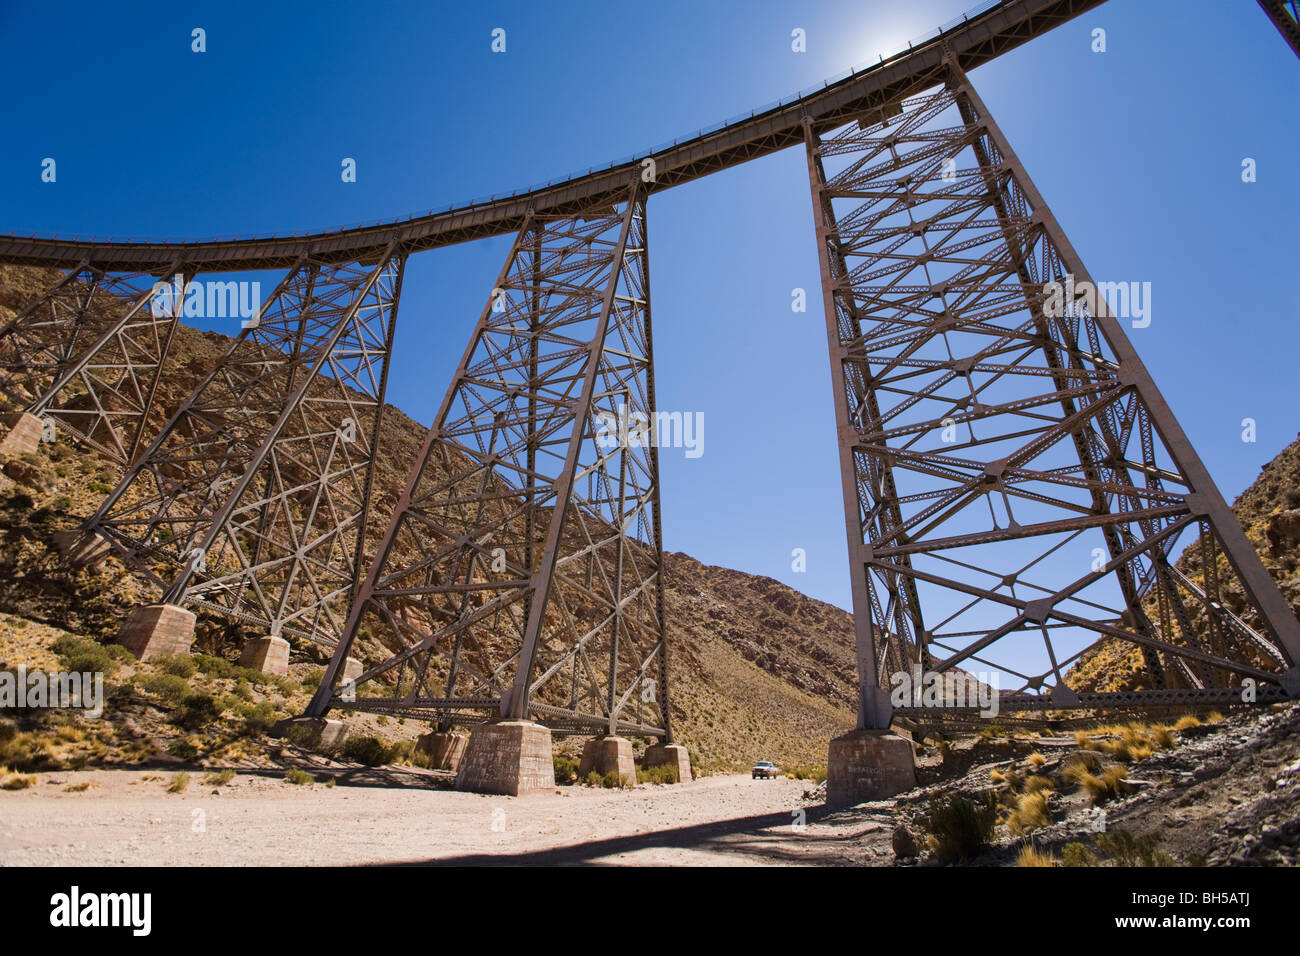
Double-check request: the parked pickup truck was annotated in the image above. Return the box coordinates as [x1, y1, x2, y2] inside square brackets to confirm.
[752, 761, 779, 779]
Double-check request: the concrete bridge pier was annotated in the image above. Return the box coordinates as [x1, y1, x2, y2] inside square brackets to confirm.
[238, 634, 290, 676]
[115, 603, 196, 661]
[454, 720, 555, 795]
[825, 729, 916, 808]
[0, 411, 43, 459]
[642, 742, 692, 783]
[416, 730, 467, 772]
[577, 735, 637, 785]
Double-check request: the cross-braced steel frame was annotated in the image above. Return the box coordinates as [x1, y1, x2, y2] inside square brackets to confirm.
[805, 56, 1300, 728]
[80, 249, 405, 649]
[305, 181, 673, 740]
[0, 263, 188, 463]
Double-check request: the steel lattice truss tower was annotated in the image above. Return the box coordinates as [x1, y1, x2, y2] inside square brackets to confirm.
[0, 263, 187, 463]
[81, 249, 405, 649]
[305, 183, 673, 740]
[805, 58, 1300, 728]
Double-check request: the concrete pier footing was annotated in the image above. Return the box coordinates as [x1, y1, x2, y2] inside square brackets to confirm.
[642, 742, 692, 783]
[272, 716, 346, 750]
[577, 735, 637, 785]
[0, 411, 43, 458]
[825, 729, 917, 808]
[341, 656, 363, 684]
[238, 635, 290, 676]
[455, 720, 555, 795]
[416, 730, 468, 772]
[52, 529, 112, 568]
[115, 603, 196, 661]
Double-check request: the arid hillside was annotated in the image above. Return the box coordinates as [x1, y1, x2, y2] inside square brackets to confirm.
[0, 264, 855, 771]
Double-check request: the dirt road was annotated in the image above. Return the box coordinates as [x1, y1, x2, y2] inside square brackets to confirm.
[0, 768, 896, 866]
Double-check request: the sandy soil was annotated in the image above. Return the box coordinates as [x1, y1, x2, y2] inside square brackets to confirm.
[0, 770, 895, 866]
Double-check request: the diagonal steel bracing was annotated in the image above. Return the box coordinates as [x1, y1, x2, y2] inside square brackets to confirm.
[81, 248, 405, 649]
[305, 182, 673, 740]
[0, 263, 189, 463]
[805, 58, 1300, 727]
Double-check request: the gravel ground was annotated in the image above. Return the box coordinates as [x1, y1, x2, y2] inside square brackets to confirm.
[0, 771, 884, 866]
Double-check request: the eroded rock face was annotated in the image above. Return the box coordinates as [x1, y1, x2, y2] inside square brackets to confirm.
[1267, 508, 1300, 555]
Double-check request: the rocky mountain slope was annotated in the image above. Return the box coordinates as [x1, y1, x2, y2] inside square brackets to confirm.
[0, 264, 856, 771]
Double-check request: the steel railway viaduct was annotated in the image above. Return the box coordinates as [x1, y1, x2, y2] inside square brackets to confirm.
[1, 0, 1297, 803]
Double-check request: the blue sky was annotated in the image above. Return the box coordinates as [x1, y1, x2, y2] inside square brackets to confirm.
[1, 0, 1296, 615]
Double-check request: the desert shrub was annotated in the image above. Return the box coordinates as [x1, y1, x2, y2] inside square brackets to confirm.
[600, 770, 622, 789]
[583, 770, 603, 787]
[1095, 829, 1173, 867]
[51, 636, 120, 677]
[1027, 752, 1046, 769]
[341, 735, 392, 766]
[238, 700, 277, 732]
[1006, 791, 1052, 835]
[301, 669, 324, 689]
[1080, 765, 1130, 806]
[636, 762, 679, 785]
[167, 740, 198, 760]
[1023, 774, 1054, 794]
[1, 770, 36, 790]
[1060, 751, 1104, 784]
[921, 792, 999, 864]
[1062, 842, 1100, 867]
[174, 693, 221, 731]
[193, 654, 235, 679]
[285, 768, 315, 786]
[156, 654, 197, 679]
[553, 754, 579, 784]
[166, 772, 189, 793]
[203, 769, 236, 786]
[1016, 845, 1057, 867]
[0, 730, 57, 771]
[140, 673, 189, 704]
[783, 764, 826, 782]
[1172, 714, 1201, 732]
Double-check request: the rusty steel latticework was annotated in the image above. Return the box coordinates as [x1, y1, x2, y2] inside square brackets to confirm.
[305, 183, 673, 738]
[80, 250, 405, 648]
[804, 57, 1300, 727]
[0, 0, 1294, 742]
[0, 264, 187, 463]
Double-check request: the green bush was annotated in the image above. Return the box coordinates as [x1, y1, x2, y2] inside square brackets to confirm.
[341, 735, 392, 766]
[166, 772, 189, 793]
[285, 768, 315, 786]
[583, 770, 603, 787]
[921, 792, 999, 864]
[140, 673, 190, 704]
[1062, 842, 1100, 867]
[636, 763, 679, 785]
[51, 636, 120, 677]
[1095, 829, 1174, 867]
[237, 700, 277, 732]
[156, 655, 197, 678]
[203, 769, 236, 786]
[553, 754, 580, 785]
[174, 693, 221, 731]
[301, 669, 324, 689]
[167, 740, 198, 760]
[193, 654, 235, 679]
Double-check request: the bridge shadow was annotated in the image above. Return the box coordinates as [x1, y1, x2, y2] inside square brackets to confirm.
[376, 803, 886, 866]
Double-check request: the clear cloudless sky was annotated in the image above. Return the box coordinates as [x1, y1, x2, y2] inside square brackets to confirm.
[1, 0, 1296, 614]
